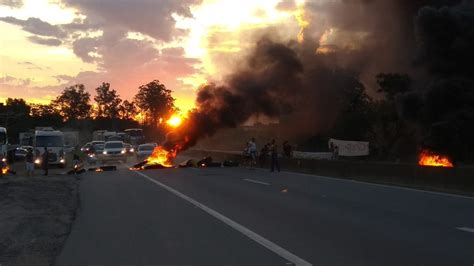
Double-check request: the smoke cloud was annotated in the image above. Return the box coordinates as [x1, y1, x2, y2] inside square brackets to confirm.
[163, 0, 473, 161]
[164, 35, 368, 151]
[397, 1, 474, 160]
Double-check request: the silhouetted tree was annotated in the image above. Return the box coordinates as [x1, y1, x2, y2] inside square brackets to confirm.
[0, 98, 30, 126]
[134, 80, 176, 126]
[30, 103, 63, 121]
[94, 82, 122, 118]
[52, 84, 92, 121]
[119, 100, 138, 120]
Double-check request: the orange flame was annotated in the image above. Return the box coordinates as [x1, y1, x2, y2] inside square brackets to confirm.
[418, 150, 454, 167]
[145, 146, 179, 168]
[1, 165, 9, 175]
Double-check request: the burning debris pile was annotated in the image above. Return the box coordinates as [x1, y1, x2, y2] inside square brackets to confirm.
[132, 146, 177, 170]
[1, 160, 15, 176]
[418, 150, 454, 168]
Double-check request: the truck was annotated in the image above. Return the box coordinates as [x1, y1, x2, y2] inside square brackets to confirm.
[124, 128, 145, 146]
[93, 130, 130, 142]
[34, 129, 66, 168]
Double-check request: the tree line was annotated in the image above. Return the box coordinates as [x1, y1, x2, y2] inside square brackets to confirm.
[0, 80, 176, 144]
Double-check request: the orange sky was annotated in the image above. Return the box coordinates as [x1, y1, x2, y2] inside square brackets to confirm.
[0, 0, 305, 112]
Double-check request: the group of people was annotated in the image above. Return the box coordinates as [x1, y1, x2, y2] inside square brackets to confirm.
[24, 147, 50, 177]
[244, 138, 292, 172]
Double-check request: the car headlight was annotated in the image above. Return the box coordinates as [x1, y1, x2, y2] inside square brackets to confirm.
[130, 148, 135, 152]
[103, 151, 107, 155]
[121, 149, 126, 154]
[89, 153, 95, 158]
[1, 158, 6, 163]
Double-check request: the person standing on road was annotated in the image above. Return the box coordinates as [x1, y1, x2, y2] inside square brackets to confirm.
[42, 147, 49, 176]
[247, 137, 257, 168]
[269, 139, 280, 172]
[25, 148, 35, 177]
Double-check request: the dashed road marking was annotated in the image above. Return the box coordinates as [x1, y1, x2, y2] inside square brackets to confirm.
[456, 227, 474, 234]
[243, 179, 271, 186]
[132, 170, 312, 266]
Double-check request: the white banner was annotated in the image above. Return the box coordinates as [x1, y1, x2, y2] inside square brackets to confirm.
[329, 139, 369, 157]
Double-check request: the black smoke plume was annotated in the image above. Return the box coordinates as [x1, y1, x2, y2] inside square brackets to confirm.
[163, 35, 369, 151]
[163, 0, 474, 162]
[164, 38, 303, 150]
[397, 1, 474, 160]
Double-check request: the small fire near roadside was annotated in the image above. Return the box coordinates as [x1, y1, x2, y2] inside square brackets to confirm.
[1, 165, 9, 175]
[418, 150, 454, 168]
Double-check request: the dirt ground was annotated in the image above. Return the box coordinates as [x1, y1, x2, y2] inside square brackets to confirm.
[0, 162, 81, 266]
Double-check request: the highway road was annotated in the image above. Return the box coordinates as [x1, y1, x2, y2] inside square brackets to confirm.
[56, 162, 474, 266]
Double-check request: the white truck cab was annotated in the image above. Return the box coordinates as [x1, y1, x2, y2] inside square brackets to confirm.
[34, 129, 66, 167]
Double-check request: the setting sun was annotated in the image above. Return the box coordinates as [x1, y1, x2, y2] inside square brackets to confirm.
[166, 115, 183, 128]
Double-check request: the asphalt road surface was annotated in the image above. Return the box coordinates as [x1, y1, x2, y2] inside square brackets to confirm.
[56, 162, 474, 266]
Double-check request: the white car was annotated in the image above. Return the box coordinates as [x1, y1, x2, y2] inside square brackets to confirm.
[136, 144, 155, 161]
[101, 141, 126, 164]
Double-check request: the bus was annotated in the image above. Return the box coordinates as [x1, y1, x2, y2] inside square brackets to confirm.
[124, 128, 145, 146]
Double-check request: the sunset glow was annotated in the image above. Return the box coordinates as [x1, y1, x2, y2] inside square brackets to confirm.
[0, 0, 304, 111]
[166, 115, 183, 128]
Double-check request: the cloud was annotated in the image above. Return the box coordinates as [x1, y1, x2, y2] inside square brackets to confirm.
[18, 61, 44, 70]
[0, 83, 62, 102]
[61, 18, 101, 32]
[54, 75, 74, 83]
[72, 37, 100, 63]
[67, 25, 200, 98]
[1, 0, 206, 108]
[0, 0, 23, 8]
[28, 36, 62, 46]
[276, 0, 296, 11]
[0, 16, 66, 38]
[0, 75, 31, 86]
[62, 0, 202, 41]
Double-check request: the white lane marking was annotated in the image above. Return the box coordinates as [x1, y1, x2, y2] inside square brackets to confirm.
[243, 179, 271, 186]
[259, 169, 474, 200]
[456, 227, 474, 234]
[132, 170, 312, 266]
